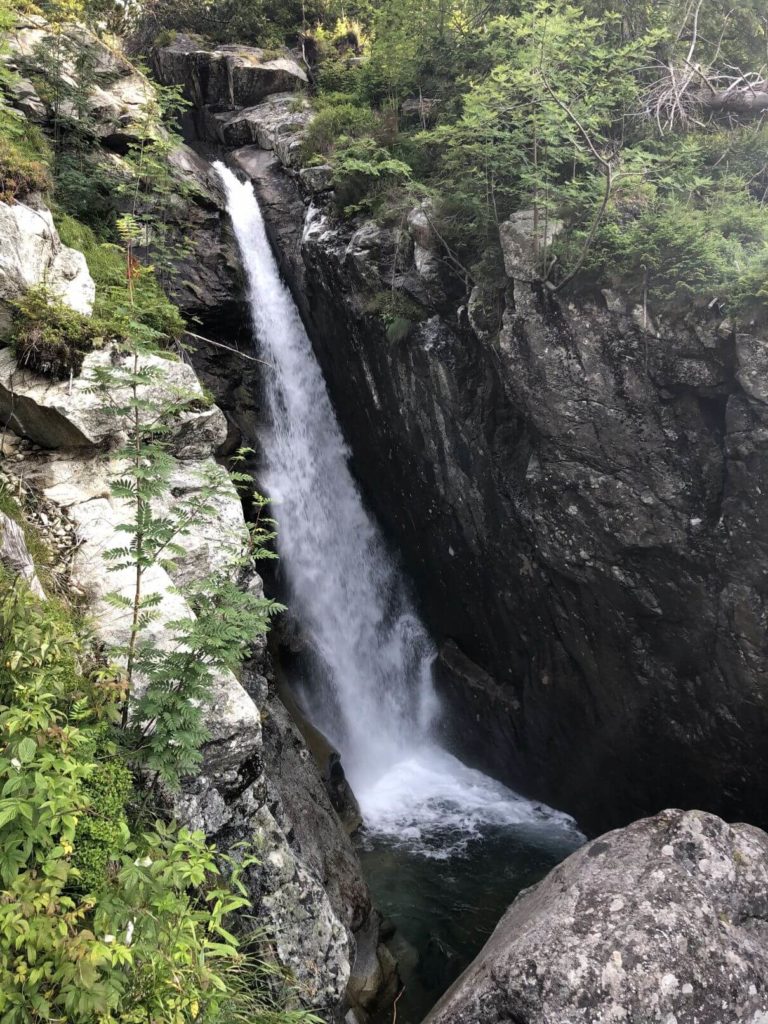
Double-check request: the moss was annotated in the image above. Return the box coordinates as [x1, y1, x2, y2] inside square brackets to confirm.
[365, 289, 427, 342]
[10, 286, 104, 380]
[364, 288, 425, 334]
[0, 104, 52, 203]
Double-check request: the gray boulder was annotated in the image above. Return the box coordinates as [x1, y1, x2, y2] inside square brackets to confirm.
[0, 200, 95, 318]
[426, 809, 768, 1024]
[215, 92, 313, 167]
[299, 163, 334, 195]
[153, 35, 307, 109]
[400, 95, 439, 126]
[159, 144, 244, 318]
[0, 346, 226, 452]
[735, 332, 768, 405]
[499, 208, 563, 281]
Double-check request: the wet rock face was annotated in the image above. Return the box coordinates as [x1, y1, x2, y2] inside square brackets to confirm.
[239, 147, 768, 837]
[162, 57, 768, 838]
[424, 809, 768, 1024]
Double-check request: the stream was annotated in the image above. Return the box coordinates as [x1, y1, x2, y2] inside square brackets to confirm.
[215, 163, 584, 1017]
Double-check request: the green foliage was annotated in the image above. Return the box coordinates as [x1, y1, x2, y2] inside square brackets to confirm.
[90, 336, 283, 787]
[317, 56, 360, 95]
[127, 573, 282, 786]
[0, 0, 51, 201]
[332, 136, 411, 213]
[0, 97, 52, 202]
[309, 0, 768, 319]
[10, 286, 104, 379]
[364, 289, 425, 341]
[54, 149, 122, 232]
[72, 758, 132, 891]
[56, 212, 186, 343]
[565, 175, 768, 309]
[137, 0, 325, 47]
[302, 97, 379, 159]
[0, 564, 311, 1024]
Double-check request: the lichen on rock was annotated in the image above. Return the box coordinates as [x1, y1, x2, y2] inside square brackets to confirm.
[425, 809, 768, 1024]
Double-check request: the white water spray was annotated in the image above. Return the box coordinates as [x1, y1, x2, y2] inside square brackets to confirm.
[215, 164, 577, 854]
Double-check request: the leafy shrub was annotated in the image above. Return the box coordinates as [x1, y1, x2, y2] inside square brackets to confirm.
[0, 579, 314, 1024]
[153, 28, 178, 48]
[56, 212, 186, 343]
[54, 150, 122, 233]
[561, 176, 768, 311]
[317, 57, 360, 95]
[364, 288, 425, 341]
[72, 758, 132, 891]
[302, 99, 378, 159]
[332, 136, 411, 213]
[10, 286, 104, 379]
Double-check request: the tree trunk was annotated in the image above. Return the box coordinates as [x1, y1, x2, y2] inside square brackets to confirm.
[698, 86, 768, 115]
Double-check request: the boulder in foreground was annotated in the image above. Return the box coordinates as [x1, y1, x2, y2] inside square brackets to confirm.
[426, 808, 768, 1024]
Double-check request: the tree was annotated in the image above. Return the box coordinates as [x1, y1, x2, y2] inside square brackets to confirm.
[424, 1, 647, 276]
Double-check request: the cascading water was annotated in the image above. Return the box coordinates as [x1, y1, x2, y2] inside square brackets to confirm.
[214, 162, 579, 854]
[216, 164, 582, 1015]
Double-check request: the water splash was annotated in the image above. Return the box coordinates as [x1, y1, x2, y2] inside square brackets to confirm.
[214, 163, 579, 854]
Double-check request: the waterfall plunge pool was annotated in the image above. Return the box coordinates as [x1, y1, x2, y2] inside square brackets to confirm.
[354, 748, 584, 1022]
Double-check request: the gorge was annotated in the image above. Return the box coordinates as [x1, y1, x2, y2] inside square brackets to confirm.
[2, 2, 768, 1022]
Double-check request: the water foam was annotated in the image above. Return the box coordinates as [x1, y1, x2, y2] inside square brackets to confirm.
[215, 163, 580, 856]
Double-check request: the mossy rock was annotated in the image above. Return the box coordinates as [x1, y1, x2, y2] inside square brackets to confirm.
[11, 287, 104, 380]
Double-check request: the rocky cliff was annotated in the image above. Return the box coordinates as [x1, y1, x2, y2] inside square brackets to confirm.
[0, 17, 394, 1021]
[153, 43, 768, 838]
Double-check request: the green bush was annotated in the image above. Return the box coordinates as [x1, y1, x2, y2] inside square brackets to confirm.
[56, 212, 186, 344]
[302, 99, 378, 159]
[72, 758, 132, 892]
[0, 578, 315, 1024]
[332, 135, 411, 213]
[54, 150, 122, 233]
[364, 288, 425, 341]
[317, 57, 360, 95]
[10, 286, 104, 379]
[561, 175, 768, 311]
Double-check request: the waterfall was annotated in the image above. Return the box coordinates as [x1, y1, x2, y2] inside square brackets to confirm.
[215, 164, 578, 854]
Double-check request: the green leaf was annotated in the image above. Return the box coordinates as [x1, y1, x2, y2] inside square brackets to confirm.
[16, 738, 36, 764]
